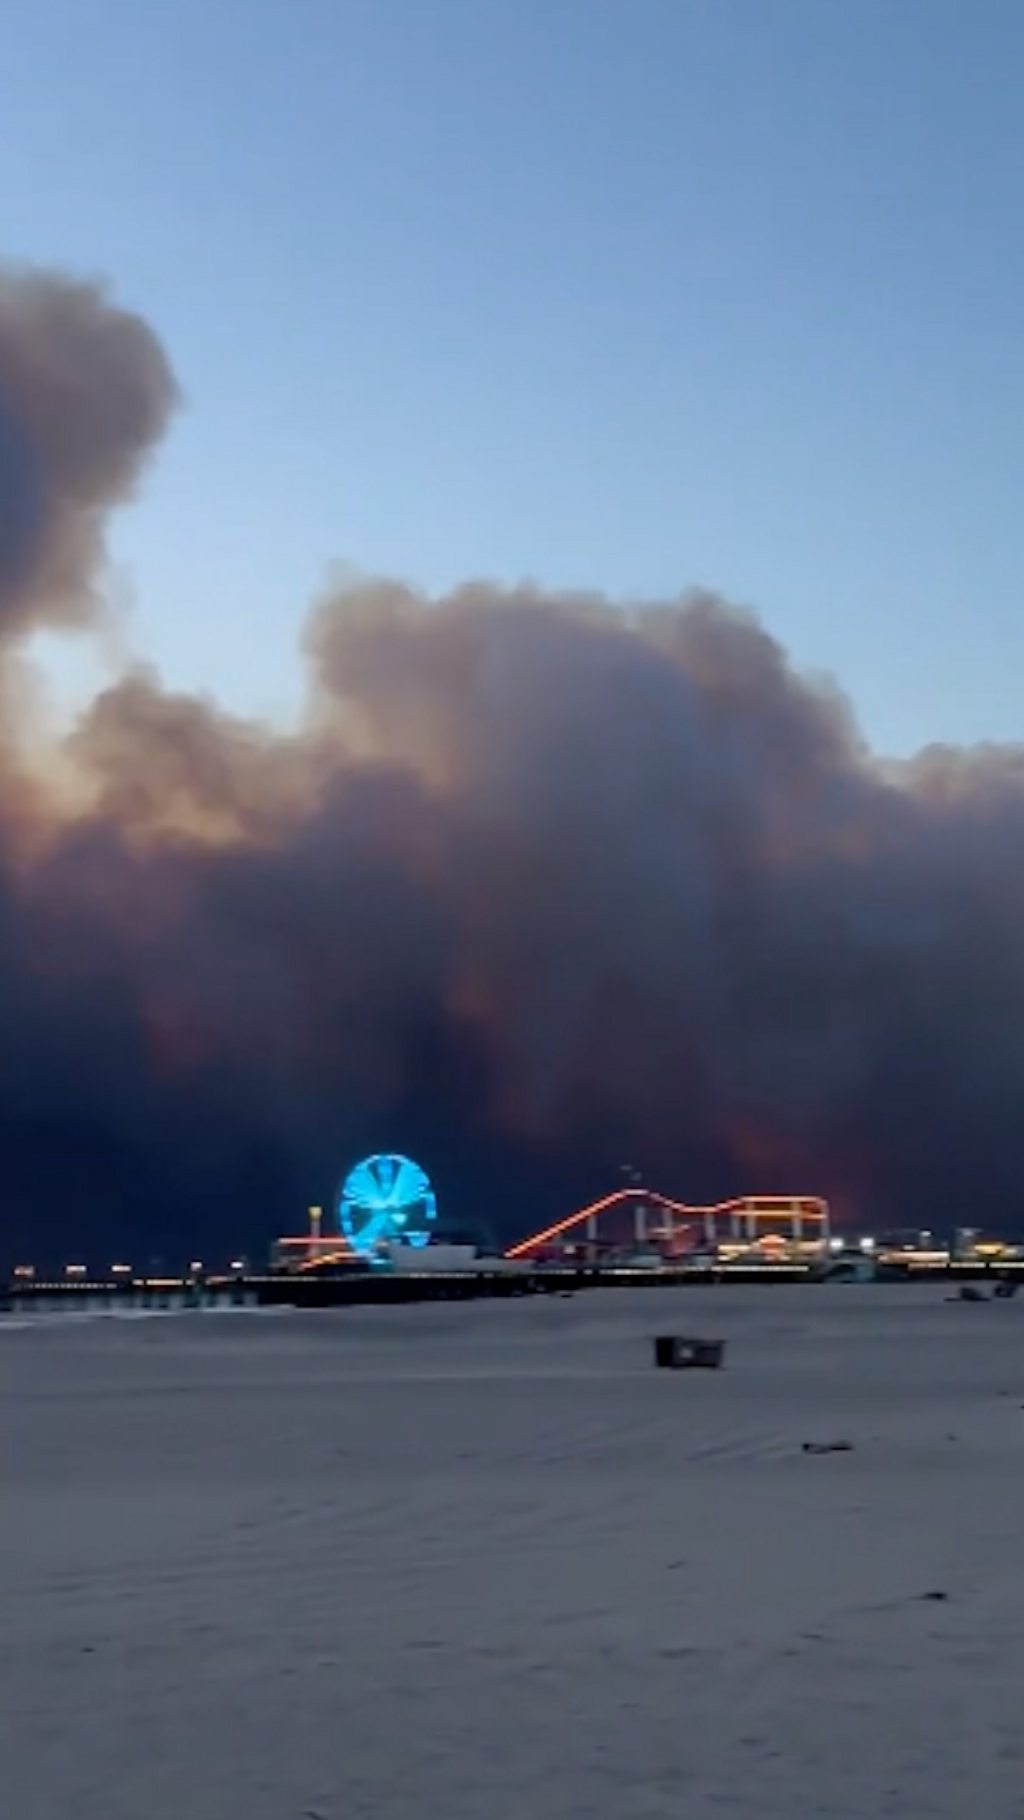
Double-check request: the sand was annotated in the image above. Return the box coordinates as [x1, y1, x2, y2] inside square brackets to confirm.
[4, 1284, 1024, 1819]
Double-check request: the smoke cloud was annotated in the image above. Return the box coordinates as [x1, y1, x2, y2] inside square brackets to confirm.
[2, 266, 1023, 1266]
[0, 267, 176, 640]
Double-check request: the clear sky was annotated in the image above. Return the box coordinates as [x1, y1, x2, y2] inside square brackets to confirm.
[3, 0, 1022, 754]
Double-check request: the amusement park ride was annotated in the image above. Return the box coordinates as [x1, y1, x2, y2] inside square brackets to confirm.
[504, 1189, 830, 1263]
[271, 1154, 831, 1274]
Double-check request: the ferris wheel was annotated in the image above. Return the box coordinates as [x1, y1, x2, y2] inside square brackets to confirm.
[338, 1153, 438, 1257]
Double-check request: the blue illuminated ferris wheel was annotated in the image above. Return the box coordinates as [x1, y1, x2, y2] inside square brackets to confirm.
[338, 1153, 438, 1257]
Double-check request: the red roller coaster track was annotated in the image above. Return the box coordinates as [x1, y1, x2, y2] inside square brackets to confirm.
[503, 1189, 829, 1260]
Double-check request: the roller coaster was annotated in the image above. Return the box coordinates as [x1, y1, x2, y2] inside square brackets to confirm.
[505, 1190, 830, 1262]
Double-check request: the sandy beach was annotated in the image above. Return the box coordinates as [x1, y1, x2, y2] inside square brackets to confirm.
[4, 1284, 1024, 1818]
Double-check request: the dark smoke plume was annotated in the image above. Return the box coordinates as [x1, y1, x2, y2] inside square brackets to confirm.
[0, 266, 176, 638]
[2, 267, 1024, 1267]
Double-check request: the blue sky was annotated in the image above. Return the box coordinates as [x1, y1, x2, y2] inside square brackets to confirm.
[3, 0, 1022, 753]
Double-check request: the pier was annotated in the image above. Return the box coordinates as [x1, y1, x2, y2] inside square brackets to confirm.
[5, 1254, 1024, 1315]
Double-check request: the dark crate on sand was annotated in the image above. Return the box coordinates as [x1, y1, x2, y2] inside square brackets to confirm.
[653, 1335, 725, 1370]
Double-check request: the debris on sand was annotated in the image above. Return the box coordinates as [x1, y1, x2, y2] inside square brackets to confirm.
[653, 1335, 725, 1370]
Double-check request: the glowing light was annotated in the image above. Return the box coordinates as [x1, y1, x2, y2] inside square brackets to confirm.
[294, 1248, 353, 1273]
[276, 1235, 351, 1250]
[338, 1153, 438, 1258]
[505, 1190, 829, 1260]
